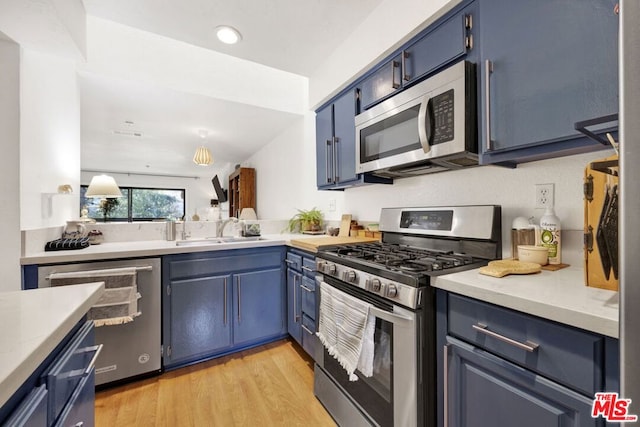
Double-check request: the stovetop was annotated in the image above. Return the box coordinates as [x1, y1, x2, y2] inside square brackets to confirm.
[317, 241, 490, 288]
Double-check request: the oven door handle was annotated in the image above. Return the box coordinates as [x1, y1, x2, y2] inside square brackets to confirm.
[369, 306, 413, 326]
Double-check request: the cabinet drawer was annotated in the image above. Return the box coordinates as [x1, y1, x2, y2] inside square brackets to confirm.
[301, 276, 316, 320]
[42, 321, 98, 425]
[168, 249, 284, 279]
[302, 257, 316, 278]
[52, 368, 95, 427]
[3, 385, 48, 427]
[302, 314, 320, 361]
[285, 253, 302, 272]
[447, 293, 604, 395]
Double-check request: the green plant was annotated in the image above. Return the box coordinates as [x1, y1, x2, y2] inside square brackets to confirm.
[99, 198, 120, 222]
[287, 207, 323, 233]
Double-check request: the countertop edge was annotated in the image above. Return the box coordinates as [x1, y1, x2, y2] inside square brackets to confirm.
[433, 270, 619, 339]
[0, 282, 105, 408]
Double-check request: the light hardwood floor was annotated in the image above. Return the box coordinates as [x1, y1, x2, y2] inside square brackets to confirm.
[95, 339, 337, 426]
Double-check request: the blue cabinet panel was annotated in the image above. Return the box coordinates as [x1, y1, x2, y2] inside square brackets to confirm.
[333, 90, 359, 185]
[301, 276, 316, 321]
[448, 293, 604, 396]
[404, 2, 474, 85]
[3, 385, 48, 427]
[479, 0, 618, 164]
[316, 105, 333, 187]
[359, 54, 402, 109]
[233, 268, 286, 347]
[167, 275, 232, 365]
[446, 337, 596, 427]
[52, 368, 95, 427]
[287, 267, 302, 345]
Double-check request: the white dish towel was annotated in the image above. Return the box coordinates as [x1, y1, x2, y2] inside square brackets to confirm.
[316, 281, 375, 381]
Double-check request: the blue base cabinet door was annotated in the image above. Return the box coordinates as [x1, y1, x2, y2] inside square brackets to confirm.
[287, 267, 302, 344]
[445, 336, 596, 427]
[168, 274, 232, 365]
[479, 0, 618, 164]
[233, 268, 286, 347]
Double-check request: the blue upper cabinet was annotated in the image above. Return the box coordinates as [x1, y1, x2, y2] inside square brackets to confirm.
[479, 0, 619, 165]
[359, 1, 477, 110]
[316, 90, 392, 190]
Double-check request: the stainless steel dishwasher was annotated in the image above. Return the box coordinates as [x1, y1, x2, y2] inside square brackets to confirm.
[37, 258, 161, 386]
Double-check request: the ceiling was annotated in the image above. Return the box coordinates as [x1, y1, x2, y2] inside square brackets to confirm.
[79, 0, 384, 177]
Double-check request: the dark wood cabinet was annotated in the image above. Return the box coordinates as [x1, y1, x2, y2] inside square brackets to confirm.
[228, 167, 256, 218]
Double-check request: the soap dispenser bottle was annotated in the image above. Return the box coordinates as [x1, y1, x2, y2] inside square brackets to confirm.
[540, 207, 561, 265]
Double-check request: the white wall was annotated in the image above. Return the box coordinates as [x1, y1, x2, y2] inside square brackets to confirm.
[0, 36, 22, 291]
[20, 49, 81, 230]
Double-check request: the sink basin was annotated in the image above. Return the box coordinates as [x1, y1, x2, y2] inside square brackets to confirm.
[175, 236, 264, 246]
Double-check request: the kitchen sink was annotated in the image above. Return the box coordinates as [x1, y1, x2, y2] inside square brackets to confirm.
[175, 236, 264, 246]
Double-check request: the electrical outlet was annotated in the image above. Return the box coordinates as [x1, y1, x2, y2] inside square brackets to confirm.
[328, 199, 336, 212]
[535, 183, 555, 208]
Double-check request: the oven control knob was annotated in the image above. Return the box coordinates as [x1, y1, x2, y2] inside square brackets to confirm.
[387, 284, 398, 298]
[327, 263, 337, 275]
[370, 278, 381, 292]
[316, 261, 325, 272]
[344, 270, 357, 282]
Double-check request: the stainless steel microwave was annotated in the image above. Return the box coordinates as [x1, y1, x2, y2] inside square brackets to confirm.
[355, 60, 478, 178]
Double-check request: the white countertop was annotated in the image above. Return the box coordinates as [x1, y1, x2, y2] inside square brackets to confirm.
[20, 234, 297, 264]
[433, 265, 619, 338]
[0, 282, 105, 407]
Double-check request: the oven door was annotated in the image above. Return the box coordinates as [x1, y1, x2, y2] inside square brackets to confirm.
[316, 276, 422, 427]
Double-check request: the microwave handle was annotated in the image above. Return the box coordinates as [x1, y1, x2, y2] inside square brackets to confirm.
[418, 95, 433, 153]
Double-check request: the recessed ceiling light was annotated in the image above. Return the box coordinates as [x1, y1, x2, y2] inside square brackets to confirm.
[215, 25, 242, 44]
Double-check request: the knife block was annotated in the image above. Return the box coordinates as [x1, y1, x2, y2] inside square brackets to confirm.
[584, 154, 619, 291]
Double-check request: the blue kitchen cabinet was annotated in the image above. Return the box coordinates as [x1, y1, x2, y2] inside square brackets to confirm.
[287, 267, 303, 344]
[446, 336, 596, 427]
[162, 247, 287, 369]
[286, 249, 321, 361]
[437, 290, 619, 427]
[1, 321, 98, 427]
[233, 268, 286, 347]
[166, 274, 233, 365]
[316, 90, 392, 190]
[359, 1, 477, 110]
[478, 0, 619, 165]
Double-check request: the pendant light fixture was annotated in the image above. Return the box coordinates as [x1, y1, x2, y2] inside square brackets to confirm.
[193, 130, 213, 166]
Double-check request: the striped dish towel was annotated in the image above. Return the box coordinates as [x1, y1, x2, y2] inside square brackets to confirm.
[317, 281, 375, 381]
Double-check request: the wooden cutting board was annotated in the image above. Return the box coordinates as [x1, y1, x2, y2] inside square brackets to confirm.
[289, 236, 379, 253]
[338, 214, 352, 237]
[479, 260, 542, 278]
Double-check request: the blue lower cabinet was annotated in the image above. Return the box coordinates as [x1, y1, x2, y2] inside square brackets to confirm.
[167, 274, 232, 366]
[445, 336, 596, 427]
[233, 268, 286, 347]
[162, 247, 287, 369]
[287, 268, 303, 345]
[3, 385, 48, 427]
[1, 321, 98, 427]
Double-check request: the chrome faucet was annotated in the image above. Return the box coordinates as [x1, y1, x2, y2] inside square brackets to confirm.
[216, 217, 239, 237]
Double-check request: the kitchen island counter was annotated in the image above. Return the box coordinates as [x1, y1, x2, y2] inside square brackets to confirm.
[433, 266, 618, 338]
[0, 282, 104, 407]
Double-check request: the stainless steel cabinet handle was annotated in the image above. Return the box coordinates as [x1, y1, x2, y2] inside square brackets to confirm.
[284, 259, 296, 266]
[325, 139, 332, 183]
[223, 277, 228, 325]
[391, 60, 400, 89]
[300, 284, 314, 293]
[237, 277, 242, 323]
[402, 51, 410, 81]
[301, 324, 314, 335]
[484, 60, 494, 151]
[65, 344, 103, 379]
[472, 323, 539, 352]
[301, 266, 314, 273]
[444, 344, 449, 427]
[333, 137, 339, 183]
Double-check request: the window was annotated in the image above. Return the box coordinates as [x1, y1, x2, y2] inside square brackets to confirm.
[80, 186, 185, 222]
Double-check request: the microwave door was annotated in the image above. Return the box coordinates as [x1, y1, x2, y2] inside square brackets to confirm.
[418, 95, 434, 153]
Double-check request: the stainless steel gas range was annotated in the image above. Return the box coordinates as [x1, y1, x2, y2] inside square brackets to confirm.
[313, 205, 502, 427]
